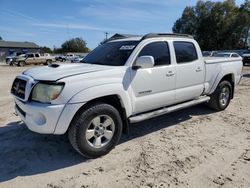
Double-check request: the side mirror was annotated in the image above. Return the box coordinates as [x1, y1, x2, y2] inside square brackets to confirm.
[133, 56, 155, 70]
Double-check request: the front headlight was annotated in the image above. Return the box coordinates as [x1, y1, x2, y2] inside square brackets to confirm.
[31, 82, 64, 103]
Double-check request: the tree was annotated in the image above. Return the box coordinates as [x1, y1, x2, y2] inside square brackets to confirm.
[40, 46, 53, 54]
[61, 37, 90, 53]
[173, 0, 250, 50]
[0, 36, 2, 40]
[238, 0, 250, 47]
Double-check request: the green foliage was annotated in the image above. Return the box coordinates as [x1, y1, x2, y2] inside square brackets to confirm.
[40, 46, 53, 54]
[60, 37, 90, 53]
[173, 0, 250, 50]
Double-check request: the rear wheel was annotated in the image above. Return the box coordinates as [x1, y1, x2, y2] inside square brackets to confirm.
[68, 103, 123, 158]
[208, 80, 232, 111]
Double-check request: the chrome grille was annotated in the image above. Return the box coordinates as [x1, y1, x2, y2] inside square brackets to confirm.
[11, 78, 27, 99]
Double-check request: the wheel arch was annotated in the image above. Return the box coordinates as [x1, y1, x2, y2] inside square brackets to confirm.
[77, 95, 129, 134]
[54, 83, 133, 135]
[209, 72, 235, 99]
[220, 74, 235, 99]
[66, 94, 129, 135]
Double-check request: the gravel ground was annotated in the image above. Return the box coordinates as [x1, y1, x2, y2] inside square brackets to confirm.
[0, 64, 250, 188]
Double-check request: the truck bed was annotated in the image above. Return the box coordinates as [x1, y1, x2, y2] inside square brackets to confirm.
[204, 56, 242, 64]
[203, 56, 242, 95]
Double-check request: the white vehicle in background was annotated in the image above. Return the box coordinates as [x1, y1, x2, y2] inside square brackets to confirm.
[66, 53, 77, 61]
[71, 55, 88, 63]
[71, 56, 84, 63]
[214, 52, 241, 58]
[43, 53, 52, 57]
[202, 51, 218, 57]
[11, 33, 242, 158]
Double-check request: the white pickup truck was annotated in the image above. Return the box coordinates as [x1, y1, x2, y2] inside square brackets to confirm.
[11, 33, 242, 158]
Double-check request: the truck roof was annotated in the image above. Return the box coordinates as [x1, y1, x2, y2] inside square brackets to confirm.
[106, 33, 194, 43]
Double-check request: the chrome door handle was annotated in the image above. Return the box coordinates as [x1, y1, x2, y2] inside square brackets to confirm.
[196, 67, 202, 72]
[166, 71, 175, 77]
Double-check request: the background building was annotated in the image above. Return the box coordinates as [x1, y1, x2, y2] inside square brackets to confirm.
[0, 41, 40, 61]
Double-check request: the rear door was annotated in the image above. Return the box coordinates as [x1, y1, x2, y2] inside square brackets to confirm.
[173, 41, 205, 103]
[130, 41, 176, 114]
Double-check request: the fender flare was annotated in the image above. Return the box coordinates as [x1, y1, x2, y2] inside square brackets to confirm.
[208, 67, 236, 95]
[68, 83, 133, 117]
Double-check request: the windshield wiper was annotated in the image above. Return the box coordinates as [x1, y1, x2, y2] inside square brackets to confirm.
[91, 62, 105, 65]
[81, 61, 113, 66]
[80, 60, 89, 64]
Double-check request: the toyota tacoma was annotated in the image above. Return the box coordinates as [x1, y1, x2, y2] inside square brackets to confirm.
[11, 33, 243, 158]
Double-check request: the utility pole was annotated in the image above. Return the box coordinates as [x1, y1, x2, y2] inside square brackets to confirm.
[105, 32, 109, 40]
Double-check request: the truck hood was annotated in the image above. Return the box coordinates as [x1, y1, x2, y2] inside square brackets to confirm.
[23, 63, 115, 81]
[6, 55, 16, 59]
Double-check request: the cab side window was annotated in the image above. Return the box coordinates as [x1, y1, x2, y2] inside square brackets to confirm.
[35, 54, 39, 57]
[138, 42, 171, 66]
[27, 54, 34, 58]
[174, 42, 198, 63]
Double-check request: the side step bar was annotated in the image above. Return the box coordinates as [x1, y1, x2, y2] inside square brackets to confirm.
[129, 96, 210, 123]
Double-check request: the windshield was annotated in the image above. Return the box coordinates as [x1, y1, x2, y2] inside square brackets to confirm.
[83, 41, 139, 66]
[16, 54, 26, 58]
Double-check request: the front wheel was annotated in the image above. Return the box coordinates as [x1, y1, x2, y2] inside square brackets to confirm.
[46, 59, 52, 65]
[18, 61, 25, 67]
[208, 80, 232, 111]
[68, 103, 123, 158]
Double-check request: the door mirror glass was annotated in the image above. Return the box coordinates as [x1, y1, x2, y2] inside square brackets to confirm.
[133, 56, 154, 69]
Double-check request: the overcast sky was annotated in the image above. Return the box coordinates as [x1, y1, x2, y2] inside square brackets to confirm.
[0, 0, 246, 49]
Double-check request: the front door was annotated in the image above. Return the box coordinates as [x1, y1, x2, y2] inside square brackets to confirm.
[34, 53, 41, 64]
[129, 41, 176, 114]
[25, 54, 35, 64]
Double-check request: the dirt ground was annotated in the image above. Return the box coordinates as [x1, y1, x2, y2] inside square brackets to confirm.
[0, 64, 250, 188]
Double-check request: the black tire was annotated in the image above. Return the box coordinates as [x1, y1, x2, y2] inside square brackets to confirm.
[68, 103, 123, 158]
[46, 59, 52, 65]
[18, 61, 25, 67]
[208, 80, 232, 111]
